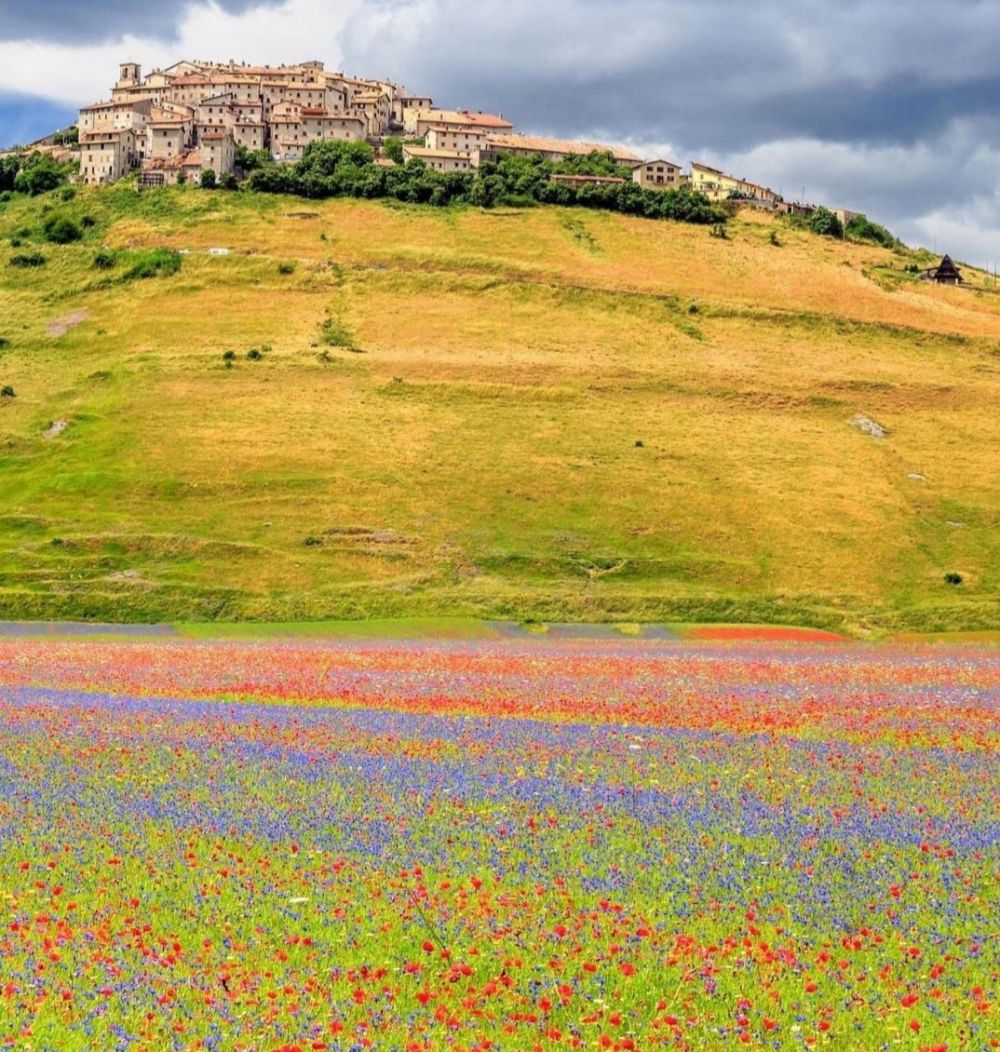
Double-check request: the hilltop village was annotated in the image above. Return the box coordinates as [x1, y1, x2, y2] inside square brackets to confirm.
[63, 57, 856, 221]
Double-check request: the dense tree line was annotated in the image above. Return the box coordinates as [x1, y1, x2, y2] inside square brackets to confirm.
[245, 140, 726, 225]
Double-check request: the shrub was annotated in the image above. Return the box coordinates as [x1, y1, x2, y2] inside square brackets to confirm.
[200, 169, 217, 190]
[944, 572, 964, 586]
[303, 535, 323, 547]
[846, 214, 897, 247]
[8, 252, 46, 268]
[13, 154, 66, 196]
[0, 385, 15, 398]
[383, 137, 405, 165]
[277, 261, 296, 275]
[769, 230, 781, 246]
[92, 249, 117, 270]
[222, 350, 236, 362]
[809, 207, 844, 238]
[81, 215, 97, 229]
[246, 348, 263, 361]
[42, 214, 83, 244]
[219, 173, 239, 191]
[320, 315, 356, 349]
[60, 186, 76, 202]
[0, 337, 9, 349]
[121, 248, 182, 281]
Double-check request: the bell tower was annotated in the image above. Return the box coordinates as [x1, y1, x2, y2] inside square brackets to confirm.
[118, 62, 141, 87]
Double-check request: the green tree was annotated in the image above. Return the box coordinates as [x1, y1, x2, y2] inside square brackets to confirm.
[382, 137, 405, 165]
[13, 154, 64, 196]
[0, 156, 20, 193]
[42, 214, 83, 243]
[845, 214, 896, 247]
[200, 168, 217, 189]
[235, 145, 271, 171]
[809, 207, 844, 238]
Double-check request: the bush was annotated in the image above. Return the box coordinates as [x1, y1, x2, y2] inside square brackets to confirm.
[846, 214, 897, 248]
[235, 145, 270, 172]
[769, 230, 781, 247]
[809, 207, 844, 238]
[8, 252, 46, 268]
[42, 214, 83, 244]
[944, 572, 964, 586]
[246, 347, 264, 361]
[219, 172, 239, 191]
[277, 261, 296, 275]
[13, 154, 66, 196]
[383, 137, 405, 165]
[0, 385, 15, 398]
[121, 248, 182, 281]
[200, 169, 217, 190]
[92, 249, 117, 270]
[320, 315, 356, 349]
[0, 337, 10, 349]
[222, 350, 236, 362]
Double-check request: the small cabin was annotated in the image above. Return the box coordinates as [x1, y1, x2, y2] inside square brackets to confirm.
[922, 254, 964, 285]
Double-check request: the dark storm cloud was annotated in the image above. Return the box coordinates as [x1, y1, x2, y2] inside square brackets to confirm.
[0, 0, 283, 44]
[341, 0, 1000, 152]
[337, 0, 1000, 258]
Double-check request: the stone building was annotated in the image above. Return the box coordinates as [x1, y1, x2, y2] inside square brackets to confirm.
[631, 159, 687, 191]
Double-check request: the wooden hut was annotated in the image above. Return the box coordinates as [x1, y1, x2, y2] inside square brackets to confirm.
[922, 254, 964, 285]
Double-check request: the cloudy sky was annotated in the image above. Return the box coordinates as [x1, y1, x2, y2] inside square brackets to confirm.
[2, 0, 1000, 263]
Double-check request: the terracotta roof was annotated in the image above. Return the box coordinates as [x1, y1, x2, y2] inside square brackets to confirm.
[634, 158, 683, 170]
[486, 134, 639, 162]
[418, 109, 512, 129]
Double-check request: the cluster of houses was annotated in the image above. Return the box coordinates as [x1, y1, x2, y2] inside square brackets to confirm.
[78, 58, 435, 186]
[74, 57, 856, 226]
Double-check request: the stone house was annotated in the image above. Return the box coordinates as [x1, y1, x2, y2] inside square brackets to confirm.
[481, 134, 638, 166]
[200, 132, 236, 177]
[402, 145, 476, 172]
[233, 121, 266, 152]
[407, 108, 514, 139]
[79, 129, 137, 184]
[631, 159, 687, 191]
[425, 124, 488, 155]
[690, 162, 780, 204]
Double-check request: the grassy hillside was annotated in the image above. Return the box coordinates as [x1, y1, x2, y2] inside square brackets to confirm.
[1, 185, 998, 633]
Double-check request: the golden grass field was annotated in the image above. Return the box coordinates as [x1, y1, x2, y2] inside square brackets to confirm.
[1, 186, 998, 632]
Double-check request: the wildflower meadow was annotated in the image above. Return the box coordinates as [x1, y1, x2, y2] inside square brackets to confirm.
[0, 636, 996, 1051]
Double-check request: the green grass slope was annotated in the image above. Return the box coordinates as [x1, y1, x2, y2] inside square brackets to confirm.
[0, 185, 998, 633]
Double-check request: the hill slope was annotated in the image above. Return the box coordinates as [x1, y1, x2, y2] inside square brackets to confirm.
[1, 187, 998, 632]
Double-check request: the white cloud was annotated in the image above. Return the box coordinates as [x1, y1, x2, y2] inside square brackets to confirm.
[0, 0, 361, 105]
[6, 0, 1000, 262]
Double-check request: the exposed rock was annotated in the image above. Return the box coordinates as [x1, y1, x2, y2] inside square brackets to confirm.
[851, 414, 888, 439]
